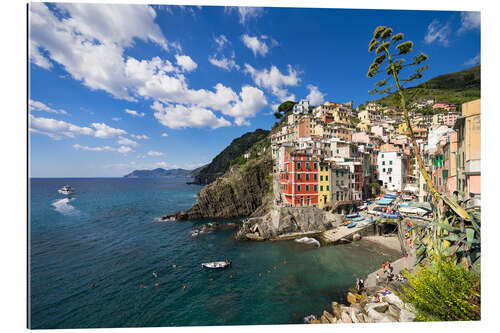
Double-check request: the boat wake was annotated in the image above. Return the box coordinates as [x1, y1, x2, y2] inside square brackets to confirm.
[52, 198, 78, 215]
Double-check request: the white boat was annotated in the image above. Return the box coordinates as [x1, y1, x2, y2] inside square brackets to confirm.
[58, 185, 75, 195]
[201, 260, 231, 269]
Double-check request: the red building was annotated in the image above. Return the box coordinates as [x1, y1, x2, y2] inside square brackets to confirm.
[280, 150, 319, 206]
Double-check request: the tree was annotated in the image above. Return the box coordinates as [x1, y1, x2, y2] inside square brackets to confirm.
[273, 112, 283, 119]
[366, 26, 478, 267]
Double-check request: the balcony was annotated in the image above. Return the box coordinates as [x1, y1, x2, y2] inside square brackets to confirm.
[465, 159, 480, 175]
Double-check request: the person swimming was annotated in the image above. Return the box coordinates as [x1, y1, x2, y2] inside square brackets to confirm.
[153, 271, 158, 278]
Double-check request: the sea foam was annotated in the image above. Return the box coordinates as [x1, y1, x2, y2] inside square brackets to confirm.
[52, 198, 78, 215]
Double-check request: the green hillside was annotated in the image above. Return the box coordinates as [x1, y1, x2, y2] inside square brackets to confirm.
[374, 65, 480, 109]
[191, 129, 270, 185]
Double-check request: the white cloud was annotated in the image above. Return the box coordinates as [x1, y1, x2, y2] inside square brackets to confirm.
[112, 117, 122, 121]
[458, 12, 480, 34]
[117, 136, 138, 147]
[155, 161, 168, 168]
[424, 19, 451, 46]
[29, 40, 52, 69]
[464, 54, 480, 66]
[30, 3, 266, 128]
[242, 35, 269, 57]
[175, 54, 198, 72]
[214, 34, 228, 50]
[117, 146, 134, 154]
[161, 133, 169, 137]
[130, 134, 150, 140]
[152, 102, 232, 129]
[225, 7, 264, 25]
[29, 114, 94, 139]
[306, 85, 326, 105]
[208, 54, 240, 71]
[125, 108, 145, 117]
[244, 64, 300, 101]
[222, 86, 268, 126]
[91, 123, 126, 139]
[73, 143, 133, 154]
[147, 150, 164, 156]
[29, 99, 68, 115]
[29, 3, 171, 101]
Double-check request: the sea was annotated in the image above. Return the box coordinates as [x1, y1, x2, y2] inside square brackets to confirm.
[29, 177, 400, 329]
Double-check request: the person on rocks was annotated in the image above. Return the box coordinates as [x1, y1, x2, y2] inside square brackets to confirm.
[376, 273, 380, 285]
[356, 278, 361, 291]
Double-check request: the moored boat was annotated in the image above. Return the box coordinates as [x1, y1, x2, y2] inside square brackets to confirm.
[347, 222, 357, 228]
[201, 260, 231, 269]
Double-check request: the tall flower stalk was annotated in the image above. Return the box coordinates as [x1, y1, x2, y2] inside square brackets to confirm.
[366, 26, 479, 267]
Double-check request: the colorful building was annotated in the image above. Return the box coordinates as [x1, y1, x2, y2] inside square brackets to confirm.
[455, 99, 481, 199]
[318, 161, 331, 208]
[280, 150, 319, 206]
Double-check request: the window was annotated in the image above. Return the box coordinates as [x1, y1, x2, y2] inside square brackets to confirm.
[320, 185, 323, 191]
[306, 185, 310, 191]
[296, 162, 301, 169]
[382, 161, 385, 165]
[383, 168, 386, 172]
[336, 170, 338, 177]
[389, 177, 392, 182]
[341, 180, 344, 186]
[314, 163, 317, 169]
[306, 162, 310, 169]
[389, 161, 393, 165]
[297, 185, 301, 192]
[325, 175, 329, 181]
[388, 168, 392, 173]
[326, 185, 329, 191]
[314, 174, 317, 180]
[306, 174, 310, 181]
[297, 174, 301, 180]
[314, 185, 317, 191]
[382, 154, 384, 158]
[320, 175, 323, 181]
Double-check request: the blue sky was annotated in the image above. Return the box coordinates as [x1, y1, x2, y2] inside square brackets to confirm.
[28, 3, 480, 177]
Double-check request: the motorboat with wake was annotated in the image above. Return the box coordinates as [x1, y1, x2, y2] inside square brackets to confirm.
[58, 185, 75, 195]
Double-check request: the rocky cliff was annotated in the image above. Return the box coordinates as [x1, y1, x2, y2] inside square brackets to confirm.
[163, 153, 273, 221]
[236, 206, 341, 240]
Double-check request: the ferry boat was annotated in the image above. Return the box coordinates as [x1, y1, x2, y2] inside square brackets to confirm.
[58, 185, 75, 195]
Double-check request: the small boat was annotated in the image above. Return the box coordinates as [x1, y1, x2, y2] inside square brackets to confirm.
[346, 213, 360, 219]
[202, 260, 231, 269]
[352, 216, 365, 222]
[58, 185, 75, 195]
[366, 218, 375, 223]
[347, 222, 357, 228]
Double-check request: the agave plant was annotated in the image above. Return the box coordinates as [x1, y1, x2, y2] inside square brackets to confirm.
[366, 26, 480, 268]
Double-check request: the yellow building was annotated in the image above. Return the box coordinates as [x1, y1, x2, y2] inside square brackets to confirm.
[318, 162, 331, 208]
[357, 121, 371, 132]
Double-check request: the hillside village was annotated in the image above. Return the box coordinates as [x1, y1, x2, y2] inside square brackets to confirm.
[270, 97, 481, 213]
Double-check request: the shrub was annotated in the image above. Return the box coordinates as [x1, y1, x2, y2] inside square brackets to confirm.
[398, 256, 480, 321]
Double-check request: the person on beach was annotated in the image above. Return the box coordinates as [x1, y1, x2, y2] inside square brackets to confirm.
[382, 263, 386, 273]
[376, 273, 380, 285]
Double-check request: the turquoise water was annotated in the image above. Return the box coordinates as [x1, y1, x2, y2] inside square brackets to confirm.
[29, 177, 400, 328]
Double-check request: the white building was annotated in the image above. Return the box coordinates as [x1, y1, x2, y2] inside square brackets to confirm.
[293, 100, 310, 115]
[377, 151, 408, 192]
